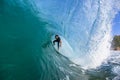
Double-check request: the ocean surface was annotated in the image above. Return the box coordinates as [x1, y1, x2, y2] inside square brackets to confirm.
[87, 51, 120, 80]
[0, 0, 120, 80]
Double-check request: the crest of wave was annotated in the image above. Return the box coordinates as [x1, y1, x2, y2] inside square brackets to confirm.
[72, 0, 120, 69]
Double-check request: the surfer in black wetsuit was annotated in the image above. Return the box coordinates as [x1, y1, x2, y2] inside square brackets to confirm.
[53, 35, 62, 50]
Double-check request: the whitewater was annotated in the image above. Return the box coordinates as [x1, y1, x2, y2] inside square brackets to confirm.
[0, 0, 120, 80]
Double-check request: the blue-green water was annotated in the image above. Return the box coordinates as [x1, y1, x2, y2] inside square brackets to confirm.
[0, 0, 120, 80]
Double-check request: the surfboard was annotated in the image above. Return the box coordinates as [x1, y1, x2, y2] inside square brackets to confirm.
[51, 35, 74, 58]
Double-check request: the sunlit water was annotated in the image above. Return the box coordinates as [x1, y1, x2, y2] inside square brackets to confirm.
[0, 0, 120, 80]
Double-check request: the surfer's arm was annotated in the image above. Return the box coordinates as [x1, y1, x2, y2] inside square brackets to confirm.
[53, 40, 57, 45]
[60, 40, 62, 47]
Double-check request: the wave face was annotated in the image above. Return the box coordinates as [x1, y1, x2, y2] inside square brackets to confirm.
[0, 0, 120, 80]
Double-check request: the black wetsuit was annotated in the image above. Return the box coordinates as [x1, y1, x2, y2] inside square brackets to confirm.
[53, 37, 61, 49]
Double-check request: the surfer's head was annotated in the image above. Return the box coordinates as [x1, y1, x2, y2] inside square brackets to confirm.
[55, 35, 59, 39]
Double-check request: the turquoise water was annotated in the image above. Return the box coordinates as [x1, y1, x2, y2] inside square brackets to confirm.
[0, 0, 120, 80]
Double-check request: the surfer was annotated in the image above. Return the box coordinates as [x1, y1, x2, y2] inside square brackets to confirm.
[53, 35, 62, 50]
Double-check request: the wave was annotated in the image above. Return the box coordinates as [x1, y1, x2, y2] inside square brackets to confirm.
[0, 0, 120, 80]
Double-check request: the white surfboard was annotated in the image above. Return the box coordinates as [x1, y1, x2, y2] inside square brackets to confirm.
[51, 35, 74, 58]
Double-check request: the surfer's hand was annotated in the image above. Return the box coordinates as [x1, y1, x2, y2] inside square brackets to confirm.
[60, 44, 61, 47]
